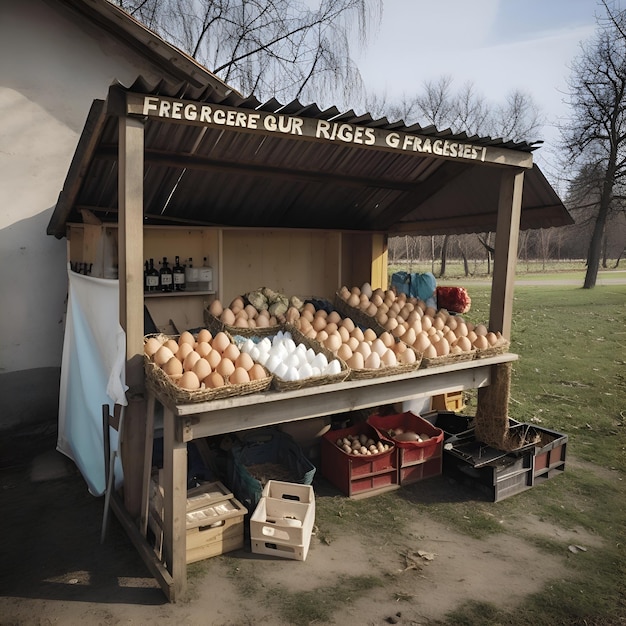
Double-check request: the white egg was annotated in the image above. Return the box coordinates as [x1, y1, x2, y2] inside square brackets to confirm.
[283, 338, 297, 353]
[306, 348, 317, 363]
[286, 353, 301, 368]
[274, 362, 288, 379]
[324, 360, 342, 376]
[298, 363, 313, 379]
[285, 366, 299, 381]
[249, 346, 261, 362]
[266, 354, 282, 372]
[242, 339, 255, 353]
[259, 338, 272, 353]
[312, 353, 328, 370]
[256, 350, 269, 366]
[311, 366, 322, 377]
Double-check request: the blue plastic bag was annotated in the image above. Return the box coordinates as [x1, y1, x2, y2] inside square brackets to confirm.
[390, 271, 437, 307]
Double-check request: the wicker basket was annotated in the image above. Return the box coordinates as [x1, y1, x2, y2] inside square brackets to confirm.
[203, 309, 281, 339]
[332, 292, 387, 335]
[143, 333, 272, 404]
[474, 340, 510, 359]
[420, 349, 476, 368]
[348, 344, 422, 380]
[270, 324, 350, 392]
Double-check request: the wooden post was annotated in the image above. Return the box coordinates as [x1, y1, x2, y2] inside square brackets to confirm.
[118, 114, 147, 519]
[371, 233, 388, 291]
[489, 169, 524, 338]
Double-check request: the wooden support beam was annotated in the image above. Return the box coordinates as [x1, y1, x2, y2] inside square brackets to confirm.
[118, 114, 147, 519]
[489, 169, 524, 338]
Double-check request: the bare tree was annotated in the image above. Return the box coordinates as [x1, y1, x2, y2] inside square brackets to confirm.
[112, 0, 381, 104]
[560, 1, 626, 288]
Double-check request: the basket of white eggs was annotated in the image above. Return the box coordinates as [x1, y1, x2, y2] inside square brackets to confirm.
[235, 325, 349, 392]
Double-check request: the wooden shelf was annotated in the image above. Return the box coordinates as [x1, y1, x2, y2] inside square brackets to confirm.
[144, 290, 215, 298]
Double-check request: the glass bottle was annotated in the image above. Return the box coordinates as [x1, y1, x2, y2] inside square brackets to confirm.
[198, 256, 213, 291]
[185, 257, 199, 291]
[173, 255, 186, 291]
[159, 257, 173, 292]
[145, 258, 159, 292]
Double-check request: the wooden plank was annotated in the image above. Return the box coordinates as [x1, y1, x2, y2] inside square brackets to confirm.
[163, 406, 188, 600]
[489, 169, 524, 338]
[370, 233, 388, 290]
[109, 490, 176, 602]
[119, 114, 147, 519]
[174, 357, 518, 440]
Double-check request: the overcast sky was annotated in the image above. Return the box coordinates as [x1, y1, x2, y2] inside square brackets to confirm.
[355, 0, 602, 187]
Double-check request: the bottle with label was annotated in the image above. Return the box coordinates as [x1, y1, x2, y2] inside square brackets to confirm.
[173, 255, 186, 291]
[185, 257, 199, 291]
[198, 256, 213, 291]
[145, 258, 159, 292]
[159, 257, 173, 292]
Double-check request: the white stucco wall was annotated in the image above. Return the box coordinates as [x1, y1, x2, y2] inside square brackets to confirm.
[0, 0, 186, 429]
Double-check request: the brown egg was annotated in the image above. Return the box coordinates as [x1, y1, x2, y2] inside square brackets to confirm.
[371, 338, 387, 357]
[230, 296, 245, 313]
[223, 343, 240, 362]
[423, 343, 438, 359]
[212, 332, 231, 354]
[337, 326, 350, 343]
[178, 330, 195, 346]
[209, 299, 223, 318]
[220, 308, 236, 326]
[350, 327, 364, 342]
[204, 371, 225, 388]
[365, 302, 378, 317]
[337, 343, 353, 362]
[364, 351, 381, 369]
[455, 336, 472, 352]
[341, 317, 355, 333]
[347, 336, 360, 351]
[144, 337, 163, 357]
[233, 316, 249, 329]
[327, 311, 342, 325]
[347, 293, 360, 308]
[398, 346, 416, 364]
[456, 323, 469, 338]
[248, 364, 268, 381]
[183, 351, 201, 372]
[421, 315, 433, 331]
[355, 341, 372, 358]
[192, 358, 212, 381]
[164, 339, 179, 354]
[379, 331, 395, 348]
[256, 315, 269, 328]
[325, 332, 342, 353]
[312, 315, 327, 332]
[230, 367, 250, 384]
[363, 328, 377, 342]
[316, 329, 329, 344]
[347, 352, 364, 369]
[206, 349, 222, 369]
[235, 352, 255, 371]
[154, 345, 175, 366]
[403, 327, 417, 347]
[435, 337, 450, 357]
[178, 371, 200, 390]
[196, 328, 212, 344]
[217, 357, 235, 378]
[474, 323, 488, 336]
[381, 349, 397, 367]
[196, 341, 212, 358]
[486, 332, 499, 346]
[163, 356, 183, 377]
[384, 317, 398, 332]
[176, 342, 194, 363]
[413, 332, 431, 354]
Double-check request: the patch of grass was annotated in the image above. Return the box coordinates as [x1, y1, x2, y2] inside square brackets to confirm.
[275, 574, 381, 625]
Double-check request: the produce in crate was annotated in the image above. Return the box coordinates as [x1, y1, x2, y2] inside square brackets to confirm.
[435, 286, 472, 314]
[334, 432, 392, 456]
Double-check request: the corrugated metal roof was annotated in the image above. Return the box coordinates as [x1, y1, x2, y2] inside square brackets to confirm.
[48, 77, 572, 238]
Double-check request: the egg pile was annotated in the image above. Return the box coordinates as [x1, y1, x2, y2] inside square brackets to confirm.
[238, 330, 343, 382]
[144, 329, 268, 391]
[334, 432, 392, 456]
[207, 297, 281, 329]
[293, 304, 417, 370]
[337, 284, 507, 359]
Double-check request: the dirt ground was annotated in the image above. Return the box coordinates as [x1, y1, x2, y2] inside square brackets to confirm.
[0, 431, 603, 626]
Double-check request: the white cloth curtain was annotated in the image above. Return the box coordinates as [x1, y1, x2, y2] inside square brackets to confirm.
[57, 266, 128, 496]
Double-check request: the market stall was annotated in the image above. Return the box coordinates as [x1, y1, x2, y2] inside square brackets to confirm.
[47, 77, 572, 601]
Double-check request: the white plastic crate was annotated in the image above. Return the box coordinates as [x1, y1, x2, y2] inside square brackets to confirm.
[250, 481, 315, 561]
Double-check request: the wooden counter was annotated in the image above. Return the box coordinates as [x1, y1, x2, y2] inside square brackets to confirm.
[133, 352, 516, 601]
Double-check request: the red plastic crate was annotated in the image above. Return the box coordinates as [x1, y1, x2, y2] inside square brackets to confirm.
[367, 412, 444, 484]
[320, 423, 398, 498]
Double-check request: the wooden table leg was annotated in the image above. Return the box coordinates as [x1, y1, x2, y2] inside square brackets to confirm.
[163, 405, 188, 600]
[139, 391, 156, 537]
